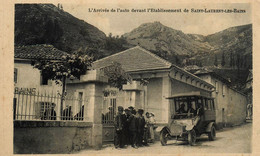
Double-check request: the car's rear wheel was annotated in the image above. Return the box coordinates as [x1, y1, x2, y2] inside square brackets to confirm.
[208, 125, 216, 141]
[160, 130, 168, 146]
[188, 129, 196, 146]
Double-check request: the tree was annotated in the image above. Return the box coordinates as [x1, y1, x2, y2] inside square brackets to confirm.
[221, 52, 225, 67]
[236, 53, 241, 69]
[214, 54, 218, 67]
[103, 62, 132, 90]
[229, 52, 233, 67]
[32, 51, 93, 116]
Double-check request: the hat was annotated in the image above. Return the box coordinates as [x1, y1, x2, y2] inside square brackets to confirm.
[132, 109, 137, 115]
[128, 106, 134, 110]
[138, 109, 144, 114]
[108, 106, 113, 110]
[124, 108, 130, 112]
[145, 112, 150, 115]
[150, 112, 155, 116]
[118, 106, 124, 111]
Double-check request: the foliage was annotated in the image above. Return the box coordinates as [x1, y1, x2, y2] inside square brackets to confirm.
[32, 51, 93, 116]
[221, 52, 225, 67]
[229, 52, 234, 67]
[104, 33, 128, 56]
[32, 52, 93, 85]
[139, 78, 150, 86]
[103, 62, 132, 90]
[214, 54, 218, 67]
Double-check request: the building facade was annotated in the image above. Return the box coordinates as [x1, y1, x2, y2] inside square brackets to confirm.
[92, 46, 215, 124]
[194, 70, 247, 127]
[14, 44, 65, 93]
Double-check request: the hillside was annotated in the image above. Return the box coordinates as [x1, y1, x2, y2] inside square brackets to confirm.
[194, 24, 252, 68]
[15, 5, 252, 91]
[15, 4, 107, 54]
[123, 22, 252, 69]
[123, 21, 212, 56]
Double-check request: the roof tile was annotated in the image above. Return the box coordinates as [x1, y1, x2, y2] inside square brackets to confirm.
[92, 46, 172, 72]
[15, 44, 68, 60]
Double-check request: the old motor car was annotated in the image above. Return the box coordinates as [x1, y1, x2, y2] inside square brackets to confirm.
[159, 92, 216, 146]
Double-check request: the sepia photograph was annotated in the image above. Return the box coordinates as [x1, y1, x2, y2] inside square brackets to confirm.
[9, 1, 254, 154]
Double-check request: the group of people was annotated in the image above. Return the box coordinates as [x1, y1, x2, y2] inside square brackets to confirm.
[114, 106, 156, 149]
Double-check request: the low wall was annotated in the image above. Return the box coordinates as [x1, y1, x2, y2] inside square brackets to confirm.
[14, 121, 93, 154]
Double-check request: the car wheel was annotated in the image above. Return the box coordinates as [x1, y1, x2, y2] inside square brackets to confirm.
[160, 130, 168, 146]
[188, 129, 196, 146]
[208, 125, 216, 141]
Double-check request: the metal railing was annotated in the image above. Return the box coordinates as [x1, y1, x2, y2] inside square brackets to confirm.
[13, 91, 88, 121]
[102, 96, 117, 125]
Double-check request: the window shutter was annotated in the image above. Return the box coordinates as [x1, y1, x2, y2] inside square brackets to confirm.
[14, 68, 18, 83]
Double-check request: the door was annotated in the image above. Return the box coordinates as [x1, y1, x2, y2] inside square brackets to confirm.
[102, 90, 117, 143]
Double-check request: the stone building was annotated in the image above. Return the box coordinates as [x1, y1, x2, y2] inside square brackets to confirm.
[14, 44, 64, 94]
[92, 46, 215, 124]
[193, 69, 247, 127]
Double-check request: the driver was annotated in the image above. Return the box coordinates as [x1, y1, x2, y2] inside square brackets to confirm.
[177, 104, 186, 114]
[197, 104, 204, 116]
[187, 103, 196, 117]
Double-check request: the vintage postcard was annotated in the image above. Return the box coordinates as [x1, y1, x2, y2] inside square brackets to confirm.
[0, 0, 259, 155]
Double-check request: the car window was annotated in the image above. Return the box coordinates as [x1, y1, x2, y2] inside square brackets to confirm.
[203, 98, 207, 110]
[212, 101, 215, 110]
[191, 101, 196, 109]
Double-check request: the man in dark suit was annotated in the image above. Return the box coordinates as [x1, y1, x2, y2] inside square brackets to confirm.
[127, 108, 138, 148]
[136, 109, 145, 147]
[114, 106, 126, 148]
[123, 108, 130, 145]
[42, 103, 56, 120]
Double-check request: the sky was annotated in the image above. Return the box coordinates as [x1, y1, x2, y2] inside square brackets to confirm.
[62, 2, 251, 36]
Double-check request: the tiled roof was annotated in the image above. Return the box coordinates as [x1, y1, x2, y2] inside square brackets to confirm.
[15, 44, 68, 60]
[194, 69, 231, 84]
[92, 46, 172, 72]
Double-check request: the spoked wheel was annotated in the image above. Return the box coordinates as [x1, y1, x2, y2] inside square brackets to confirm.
[208, 126, 216, 141]
[188, 129, 196, 146]
[160, 130, 168, 146]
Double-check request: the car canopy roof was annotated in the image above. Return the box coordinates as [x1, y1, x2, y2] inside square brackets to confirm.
[166, 91, 213, 99]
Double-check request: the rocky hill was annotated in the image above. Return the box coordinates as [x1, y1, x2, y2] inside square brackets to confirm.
[123, 21, 213, 56]
[15, 4, 107, 54]
[123, 22, 252, 69]
[15, 5, 252, 90]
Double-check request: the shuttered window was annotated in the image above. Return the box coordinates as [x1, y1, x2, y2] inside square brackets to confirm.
[14, 68, 18, 83]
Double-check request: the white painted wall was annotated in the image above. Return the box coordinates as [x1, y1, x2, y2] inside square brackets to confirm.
[14, 61, 62, 93]
[199, 74, 247, 127]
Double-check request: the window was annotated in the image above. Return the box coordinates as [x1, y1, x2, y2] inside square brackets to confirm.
[222, 85, 226, 96]
[215, 81, 218, 93]
[208, 99, 213, 110]
[74, 92, 84, 120]
[212, 100, 215, 110]
[40, 73, 48, 85]
[204, 98, 209, 110]
[14, 68, 18, 83]
[38, 102, 57, 120]
[78, 92, 83, 113]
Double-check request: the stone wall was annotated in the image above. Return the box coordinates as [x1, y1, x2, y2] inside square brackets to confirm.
[13, 121, 92, 154]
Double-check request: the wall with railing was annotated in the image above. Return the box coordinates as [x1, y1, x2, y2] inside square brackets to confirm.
[14, 69, 109, 153]
[13, 91, 88, 121]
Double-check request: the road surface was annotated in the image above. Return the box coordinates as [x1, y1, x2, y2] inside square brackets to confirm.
[75, 123, 252, 154]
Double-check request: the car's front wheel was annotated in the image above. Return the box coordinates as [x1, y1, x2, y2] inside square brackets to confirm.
[160, 130, 168, 146]
[188, 129, 196, 146]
